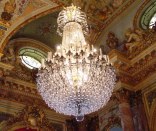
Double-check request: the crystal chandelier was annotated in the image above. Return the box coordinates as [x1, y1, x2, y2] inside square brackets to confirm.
[37, 5, 116, 121]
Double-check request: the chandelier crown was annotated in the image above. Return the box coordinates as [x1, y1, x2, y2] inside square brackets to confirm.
[57, 4, 88, 36]
[37, 5, 116, 122]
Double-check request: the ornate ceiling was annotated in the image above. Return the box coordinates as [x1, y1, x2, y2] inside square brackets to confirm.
[0, 0, 143, 52]
[12, 12, 61, 49]
[0, 0, 156, 130]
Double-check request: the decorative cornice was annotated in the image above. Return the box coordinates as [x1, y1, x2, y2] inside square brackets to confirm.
[109, 38, 156, 90]
[0, 62, 14, 70]
[9, 38, 53, 53]
[5, 77, 36, 91]
[0, 88, 42, 105]
[2, 105, 58, 130]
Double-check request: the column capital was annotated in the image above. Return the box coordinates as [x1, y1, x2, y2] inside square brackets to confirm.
[115, 89, 131, 103]
[130, 90, 143, 107]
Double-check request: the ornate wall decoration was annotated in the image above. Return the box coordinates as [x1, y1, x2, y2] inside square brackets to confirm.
[0, 0, 48, 23]
[1, 105, 56, 131]
[72, 0, 126, 22]
[16, 0, 30, 15]
[99, 102, 120, 131]
[106, 32, 119, 50]
[0, 38, 52, 83]
[0, 1, 155, 131]
[108, 31, 156, 89]
[0, 88, 43, 106]
[123, 28, 156, 59]
[1, 0, 16, 22]
[1, 43, 35, 82]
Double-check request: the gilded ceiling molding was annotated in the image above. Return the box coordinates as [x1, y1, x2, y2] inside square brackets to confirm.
[133, 0, 151, 29]
[0, 87, 47, 109]
[0, 99, 25, 117]
[0, 80, 38, 98]
[95, 0, 137, 46]
[0, 61, 14, 70]
[109, 38, 156, 91]
[0, 5, 63, 53]
[0, 98, 69, 124]
[0, 0, 138, 52]
[102, 0, 136, 30]
[8, 38, 53, 53]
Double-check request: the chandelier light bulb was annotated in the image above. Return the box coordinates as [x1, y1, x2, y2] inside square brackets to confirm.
[57, 45, 61, 50]
[37, 5, 116, 121]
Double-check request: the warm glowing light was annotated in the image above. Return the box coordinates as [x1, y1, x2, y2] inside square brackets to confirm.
[37, 5, 116, 121]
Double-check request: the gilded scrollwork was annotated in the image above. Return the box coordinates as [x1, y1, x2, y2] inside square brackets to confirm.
[1, 42, 36, 82]
[1, 105, 56, 131]
[123, 27, 156, 58]
[125, 28, 145, 56]
[106, 32, 119, 49]
[1, 0, 16, 21]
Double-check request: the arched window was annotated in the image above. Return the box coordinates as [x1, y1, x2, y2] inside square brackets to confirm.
[19, 47, 46, 69]
[149, 13, 156, 28]
[140, 2, 156, 29]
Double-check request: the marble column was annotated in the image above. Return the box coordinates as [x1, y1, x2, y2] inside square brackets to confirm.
[131, 91, 149, 131]
[116, 89, 135, 131]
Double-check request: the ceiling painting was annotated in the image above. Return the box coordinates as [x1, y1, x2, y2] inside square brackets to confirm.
[0, 0, 60, 51]
[0, 0, 46, 24]
[73, 0, 125, 22]
[0, 0, 137, 52]
[0, 1, 155, 129]
[11, 0, 138, 52]
[12, 12, 61, 49]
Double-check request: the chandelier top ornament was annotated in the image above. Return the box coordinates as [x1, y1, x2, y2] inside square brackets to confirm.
[57, 4, 88, 36]
[37, 5, 116, 122]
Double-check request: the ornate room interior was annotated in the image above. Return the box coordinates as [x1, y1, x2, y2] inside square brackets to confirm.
[0, 0, 155, 131]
